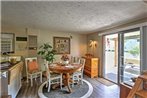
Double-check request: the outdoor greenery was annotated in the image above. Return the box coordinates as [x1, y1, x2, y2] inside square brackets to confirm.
[128, 45, 140, 56]
[38, 43, 56, 63]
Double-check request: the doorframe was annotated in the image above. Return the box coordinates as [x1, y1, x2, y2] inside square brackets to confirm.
[118, 33, 123, 84]
[140, 26, 144, 72]
[102, 33, 119, 84]
[102, 27, 141, 84]
[118, 27, 141, 84]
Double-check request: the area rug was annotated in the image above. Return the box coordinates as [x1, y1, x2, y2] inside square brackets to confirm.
[96, 78, 114, 86]
[105, 73, 117, 83]
[38, 79, 93, 98]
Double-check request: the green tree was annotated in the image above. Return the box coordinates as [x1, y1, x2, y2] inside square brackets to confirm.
[128, 46, 140, 56]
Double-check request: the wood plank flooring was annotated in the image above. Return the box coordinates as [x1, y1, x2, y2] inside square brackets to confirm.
[16, 76, 120, 98]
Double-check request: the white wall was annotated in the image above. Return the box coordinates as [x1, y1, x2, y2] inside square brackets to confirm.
[27, 28, 87, 60]
[1, 27, 87, 71]
[87, 18, 147, 77]
[35, 29, 87, 70]
[87, 33, 103, 76]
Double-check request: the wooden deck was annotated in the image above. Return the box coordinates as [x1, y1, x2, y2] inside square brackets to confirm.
[16, 76, 120, 98]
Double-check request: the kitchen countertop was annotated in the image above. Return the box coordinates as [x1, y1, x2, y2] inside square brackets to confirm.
[0, 61, 21, 72]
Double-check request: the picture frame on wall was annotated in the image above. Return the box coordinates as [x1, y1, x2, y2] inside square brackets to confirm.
[53, 37, 70, 54]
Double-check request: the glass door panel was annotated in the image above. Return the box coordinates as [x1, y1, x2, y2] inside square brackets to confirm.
[120, 29, 140, 85]
[104, 34, 118, 83]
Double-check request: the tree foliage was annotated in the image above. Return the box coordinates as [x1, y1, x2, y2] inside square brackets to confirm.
[128, 45, 140, 56]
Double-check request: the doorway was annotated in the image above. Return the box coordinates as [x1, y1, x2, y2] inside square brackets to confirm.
[103, 34, 118, 83]
[119, 28, 141, 85]
[103, 28, 141, 85]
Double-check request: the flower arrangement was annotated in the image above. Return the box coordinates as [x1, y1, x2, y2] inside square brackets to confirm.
[61, 54, 69, 61]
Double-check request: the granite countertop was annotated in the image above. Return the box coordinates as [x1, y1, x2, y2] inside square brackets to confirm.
[0, 61, 21, 71]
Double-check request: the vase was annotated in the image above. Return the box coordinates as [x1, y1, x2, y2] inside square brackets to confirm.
[62, 60, 69, 65]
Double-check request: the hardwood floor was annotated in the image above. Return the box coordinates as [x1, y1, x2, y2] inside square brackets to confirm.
[86, 77, 120, 98]
[16, 76, 120, 98]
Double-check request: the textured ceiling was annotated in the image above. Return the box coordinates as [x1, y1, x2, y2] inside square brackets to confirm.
[1, 1, 147, 34]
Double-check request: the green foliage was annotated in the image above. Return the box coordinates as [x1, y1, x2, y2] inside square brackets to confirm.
[128, 46, 140, 56]
[38, 43, 56, 63]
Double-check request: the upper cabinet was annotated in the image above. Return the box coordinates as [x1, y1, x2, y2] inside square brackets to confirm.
[1, 33, 15, 54]
[28, 35, 37, 56]
[28, 35, 37, 50]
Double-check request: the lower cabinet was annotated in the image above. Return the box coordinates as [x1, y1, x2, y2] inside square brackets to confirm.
[83, 57, 99, 78]
[120, 83, 132, 98]
[8, 72, 22, 98]
[8, 62, 23, 98]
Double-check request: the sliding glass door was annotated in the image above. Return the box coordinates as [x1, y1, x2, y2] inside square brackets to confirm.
[119, 28, 141, 85]
[103, 28, 141, 85]
[103, 34, 118, 83]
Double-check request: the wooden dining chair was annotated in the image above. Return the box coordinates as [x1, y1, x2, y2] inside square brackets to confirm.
[25, 57, 42, 87]
[44, 61, 62, 92]
[70, 56, 80, 64]
[71, 58, 85, 87]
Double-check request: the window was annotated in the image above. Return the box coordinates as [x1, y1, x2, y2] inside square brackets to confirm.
[1, 33, 15, 53]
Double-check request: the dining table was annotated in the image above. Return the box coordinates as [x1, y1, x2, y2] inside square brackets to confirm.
[49, 63, 83, 93]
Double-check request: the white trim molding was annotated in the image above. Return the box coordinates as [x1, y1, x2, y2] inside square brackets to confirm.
[99, 22, 147, 36]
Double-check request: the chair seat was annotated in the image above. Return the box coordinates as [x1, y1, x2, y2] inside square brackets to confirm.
[73, 71, 82, 75]
[50, 73, 62, 78]
[28, 69, 42, 74]
[44, 71, 61, 78]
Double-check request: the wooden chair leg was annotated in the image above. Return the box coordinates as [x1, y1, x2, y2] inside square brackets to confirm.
[30, 75, 33, 87]
[46, 80, 48, 88]
[81, 74, 83, 84]
[60, 76, 62, 89]
[34, 74, 36, 80]
[77, 76, 80, 82]
[72, 75, 75, 87]
[48, 81, 51, 92]
[40, 73, 42, 83]
[27, 74, 29, 83]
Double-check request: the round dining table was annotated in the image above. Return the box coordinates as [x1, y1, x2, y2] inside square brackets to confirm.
[49, 63, 83, 93]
